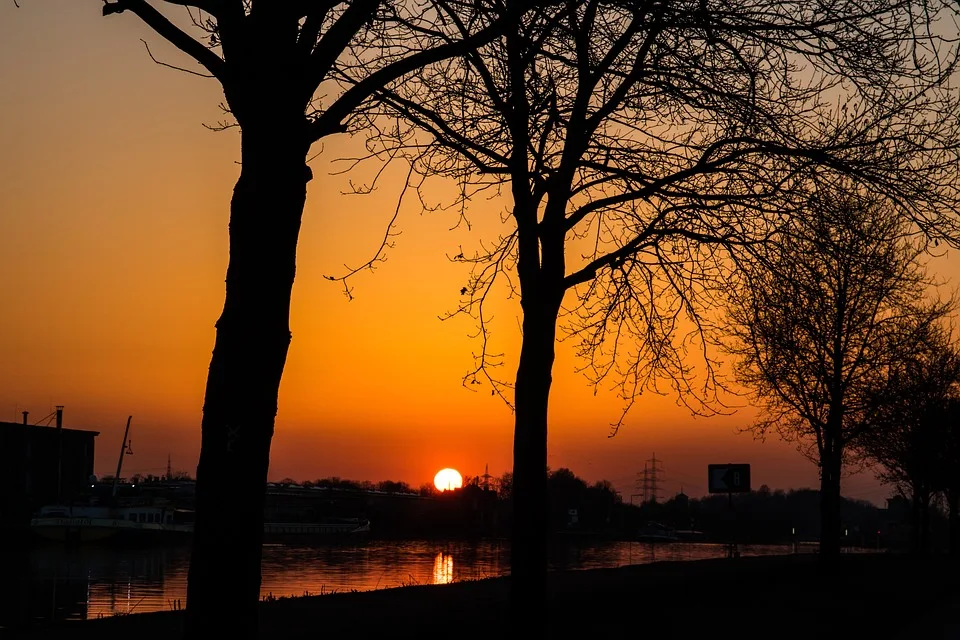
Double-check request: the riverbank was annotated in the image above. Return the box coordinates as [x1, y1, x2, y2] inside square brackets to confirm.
[16, 553, 956, 639]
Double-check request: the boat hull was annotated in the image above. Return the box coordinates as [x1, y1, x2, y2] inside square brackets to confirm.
[635, 533, 681, 543]
[31, 517, 370, 544]
[262, 520, 371, 544]
[30, 517, 193, 543]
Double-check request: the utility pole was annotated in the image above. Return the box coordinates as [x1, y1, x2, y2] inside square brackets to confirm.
[166, 454, 173, 481]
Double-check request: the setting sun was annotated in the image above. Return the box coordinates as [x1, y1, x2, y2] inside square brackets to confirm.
[434, 468, 463, 492]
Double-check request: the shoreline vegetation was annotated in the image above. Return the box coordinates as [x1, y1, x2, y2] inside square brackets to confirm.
[17, 554, 954, 639]
[23, 470, 896, 547]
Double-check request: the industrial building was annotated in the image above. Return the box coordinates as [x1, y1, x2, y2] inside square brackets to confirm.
[0, 407, 99, 528]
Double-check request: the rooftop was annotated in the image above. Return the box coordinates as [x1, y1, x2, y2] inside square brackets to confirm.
[0, 421, 100, 437]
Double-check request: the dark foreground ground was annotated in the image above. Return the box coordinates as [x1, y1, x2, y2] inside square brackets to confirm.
[14, 553, 960, 639]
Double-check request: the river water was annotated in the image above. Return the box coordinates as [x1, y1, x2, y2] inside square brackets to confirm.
[10, 540, 794, 625]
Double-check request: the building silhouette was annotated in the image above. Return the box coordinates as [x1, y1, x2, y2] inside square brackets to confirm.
[0, 408, 99, 530]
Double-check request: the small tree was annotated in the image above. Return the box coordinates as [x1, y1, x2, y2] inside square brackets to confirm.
[725, 188, 949, 559]
[859, 322, 960, 553]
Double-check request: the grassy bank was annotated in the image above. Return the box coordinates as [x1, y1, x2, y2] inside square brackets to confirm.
[16, 553, 956, 639]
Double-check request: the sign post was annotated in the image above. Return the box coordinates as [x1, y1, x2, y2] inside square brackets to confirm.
[708, 464, 751, 494]
[708, 464, 751, 558]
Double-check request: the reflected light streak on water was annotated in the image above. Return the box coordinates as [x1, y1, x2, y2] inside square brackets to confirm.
[9, 541, 798, 624]
[433, 552, 454, 584]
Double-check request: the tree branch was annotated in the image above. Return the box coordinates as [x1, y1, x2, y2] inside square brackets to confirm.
[103, 0, 227, 82]
[305, 0, 380, 91]
[309, 17, 507, 141]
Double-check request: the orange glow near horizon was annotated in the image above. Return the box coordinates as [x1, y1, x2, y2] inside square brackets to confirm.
[2, 2, 955, 504]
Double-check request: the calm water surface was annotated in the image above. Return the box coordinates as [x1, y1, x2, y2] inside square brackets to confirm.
[12, 540, 792, 624]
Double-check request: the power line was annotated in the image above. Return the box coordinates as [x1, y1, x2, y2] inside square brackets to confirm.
[636, 453, 665, 504]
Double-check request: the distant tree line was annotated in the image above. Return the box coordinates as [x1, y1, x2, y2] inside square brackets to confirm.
[642, 487, 887, 545]
[254, 468, 905, 546]
[276, 477, 419, 495]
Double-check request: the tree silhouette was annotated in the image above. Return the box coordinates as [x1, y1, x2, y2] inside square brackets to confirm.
[99, 1, 502, 635]
[725, 189, 951, 559]
[361, 0, 960, 616]
[859, 322, 960, 553]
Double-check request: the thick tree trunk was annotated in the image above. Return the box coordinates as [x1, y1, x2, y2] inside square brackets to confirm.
[819, 448, 843, 562]
[510, 297, 562, 627]
[184, 118, 310, 637]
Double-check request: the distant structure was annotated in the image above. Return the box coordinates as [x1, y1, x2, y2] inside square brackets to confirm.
[0, 407, 99, 528]
[166, 454, 173, 481]
[637, 453, 665, 504]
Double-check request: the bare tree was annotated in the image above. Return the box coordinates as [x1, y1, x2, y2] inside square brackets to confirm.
[725, 188, 951, 559]
[859, 321, 960, 553]
[94, 1, 503, 635]
[356, 0, 960, 614]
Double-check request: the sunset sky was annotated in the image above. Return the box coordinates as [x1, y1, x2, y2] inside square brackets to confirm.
[2, 1, 956, 505]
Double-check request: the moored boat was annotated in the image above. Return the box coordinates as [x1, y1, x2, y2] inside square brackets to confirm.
[636, 521, 681, 543]
[263, 518, 371, 536]
[30, 503, 192, 542]
[31, 505, 371, 544]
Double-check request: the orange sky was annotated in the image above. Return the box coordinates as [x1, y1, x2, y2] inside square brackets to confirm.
[2, 2, 956, 505]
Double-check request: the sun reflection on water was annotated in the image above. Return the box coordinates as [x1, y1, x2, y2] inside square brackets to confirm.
[433, 552, 454, 584]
